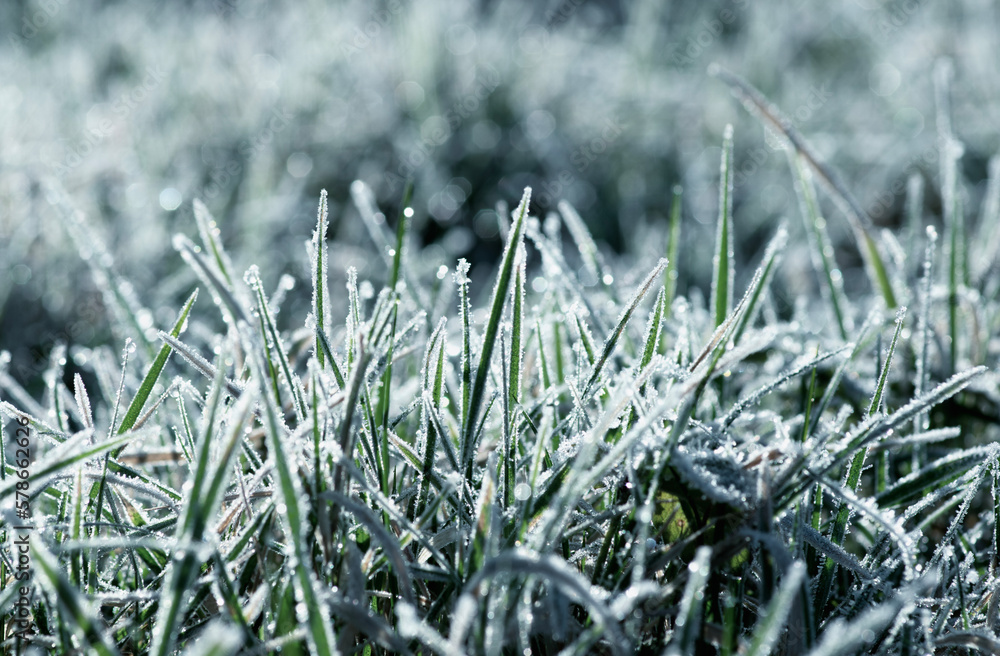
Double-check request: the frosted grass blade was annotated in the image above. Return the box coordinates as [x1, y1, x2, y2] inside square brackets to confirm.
[250, 344, 339, 656]
[31, 539, 119, 656]
[666, 546, 712, 656]
[664, 185, 682, 321]
[246, 266, 307, 423]
[731, 224, 787, 346]
[816, 308, 905, 611]
[462, 188, 531, 479]
[790, 154, 850, 340]
[193, 199, 235, 287]
[583, 258, 667, 397]
[710, 65, 898, 308]
[711, 125, 735, 329]
[116, 289, 198, 438]
[311, 190, 331, 368]
[746, 562, 805, 656]
[559, 199, 611, 293]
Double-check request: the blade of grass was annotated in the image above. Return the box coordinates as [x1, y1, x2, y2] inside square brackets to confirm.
[375, 182, 414, 494]
[790, 154, 851, 340]
[311, 190, 331, 369]
[250, 342, 340, 656]
[246, 266, 307, 423]
[711, 125, 735, 329]
[31, 539, 119, 656]
[583, 258, 667, 397]
[731, 225, 787, 346]
[559, 200, 612, 296]
[710, 65, 898, 308]
[816, 307, 907, 611]
[116, 289, 198, 438]
[151, 362, 251, 656]
[663, 185, 682, 322]
[193, 199, 235, 287]
[746, 562, 806, 656]
[462, 187, 531, 482]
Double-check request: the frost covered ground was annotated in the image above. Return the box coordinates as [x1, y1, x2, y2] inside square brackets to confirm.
[2, 1, 1000, 654]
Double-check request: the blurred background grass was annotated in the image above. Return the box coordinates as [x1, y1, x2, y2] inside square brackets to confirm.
[2, 0, 998, 385]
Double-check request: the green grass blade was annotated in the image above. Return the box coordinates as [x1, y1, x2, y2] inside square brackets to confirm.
[746, 562, 805, 656]
[462, 187, 531, 479]
[0, 430, 135, 503]
[663, 185, 682, 321]
[457, 259, 473, 446]
[246, 266, 307, 423]
[816, 308, 905, 611]
[152, 366, 250, 656]
[868, 308, 906, 418]
[375, 182, 413, 492]
[731, 224, 787, 346]
[710, 66, 898, 308]
[942, 139, 964, 373]
[640, 287, 667, 376]
[877, 446, 990, 509]
[31, 539, 119, 656]
[666, 546, 712, 656]
[250, 345, 340, 656]
[583, 258, 667, 397]
[416, 319, 448, 517]
[116, 289, 198, 438]
[311, 190, 330, 369]
[790, 154, 850, 340]
[711, 124, 735, 329]
[508, 244, 526, 415]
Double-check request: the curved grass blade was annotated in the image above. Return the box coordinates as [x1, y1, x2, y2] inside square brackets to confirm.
[322, 490, 416, 606]
[710, 65, 898, 308]
[448, 549, 625, 656]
